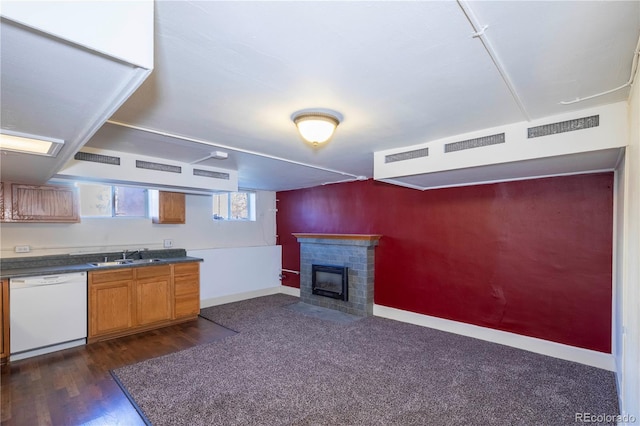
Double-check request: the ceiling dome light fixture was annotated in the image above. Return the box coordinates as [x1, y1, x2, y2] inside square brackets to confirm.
[292, 110, 341, 146]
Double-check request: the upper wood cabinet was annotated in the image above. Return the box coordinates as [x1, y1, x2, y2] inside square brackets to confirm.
[0, 182, 80, 223]
[152, 191, 185, 224]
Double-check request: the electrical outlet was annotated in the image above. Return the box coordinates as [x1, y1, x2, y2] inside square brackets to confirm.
[163, 239, 173, 248]
[15, 245, 31, 253]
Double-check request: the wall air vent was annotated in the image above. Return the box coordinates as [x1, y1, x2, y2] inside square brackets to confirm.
[135, 160, 181, 173]
[74, 151, 120, 165]
[385, 147, 429, 163]
[444, 133, 505, 153]
[528, 115, 599, 139]
[193, 169, 230, 180]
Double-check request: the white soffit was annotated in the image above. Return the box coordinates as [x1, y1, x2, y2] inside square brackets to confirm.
[0, 16, 152, 184]
[380, 149, 623, 192]
[374, 102, 627, 190]
[55, 147, 238, 194]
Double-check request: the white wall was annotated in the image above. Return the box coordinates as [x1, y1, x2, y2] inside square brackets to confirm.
[614, 154, 626, 384]
[0, 190, 280, 301]
[191, 246, 282, 307]
[0, 190, 276, 256]
[615, 64, 640, 421]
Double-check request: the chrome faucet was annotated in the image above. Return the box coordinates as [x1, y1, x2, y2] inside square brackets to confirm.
[122, 249, 140, 260]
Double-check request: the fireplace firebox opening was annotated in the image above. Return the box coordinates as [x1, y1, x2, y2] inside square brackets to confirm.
[312, 264, 348, 301]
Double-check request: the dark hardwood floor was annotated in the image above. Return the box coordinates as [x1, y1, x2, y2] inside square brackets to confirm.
[1, 317, 236, 426]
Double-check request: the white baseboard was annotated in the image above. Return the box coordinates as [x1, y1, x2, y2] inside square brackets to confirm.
[373, 304, 615, 371]
[279, 286, 301, 297]
[201, 285, 300, 308]
[201, 286, 283, 308]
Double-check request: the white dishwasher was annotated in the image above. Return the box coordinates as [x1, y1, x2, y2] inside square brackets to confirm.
[10, 272, 87, 361]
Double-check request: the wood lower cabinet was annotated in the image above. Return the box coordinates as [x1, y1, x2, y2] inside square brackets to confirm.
[1, 279, 8, 363]
[135, 265, 173, 326]
[89, 269, 135, 337]
[173, 262, 200, 319]
[88, 262, 199, 343]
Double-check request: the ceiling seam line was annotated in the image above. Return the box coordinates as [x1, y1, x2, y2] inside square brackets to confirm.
[456, 0, 531, 121]
[104, 120, 361, 179]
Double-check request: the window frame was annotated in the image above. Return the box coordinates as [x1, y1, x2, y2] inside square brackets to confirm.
[78, 182, 149, 218]
[212, 190, 256, 221]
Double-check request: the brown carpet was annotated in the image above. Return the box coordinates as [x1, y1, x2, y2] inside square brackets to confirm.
[112, 294, 619, 425]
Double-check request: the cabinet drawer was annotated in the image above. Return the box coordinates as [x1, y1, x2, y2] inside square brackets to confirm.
[135, 265, 172, 279]
[174, 275, 199, 297]
[174, 274, 199, 319]
[175, 295, 199, 318]
[174, 262, 199, 276]
[89, 269, 134, 284]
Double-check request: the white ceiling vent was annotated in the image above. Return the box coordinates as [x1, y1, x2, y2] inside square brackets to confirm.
[193, 169, 230, 180]
[444, 133, 505, 153]
[527, 115, 599, 139]
[74, 151, 121, 165]
[135, 160, 182, 174]
[385, 147, 429, 163]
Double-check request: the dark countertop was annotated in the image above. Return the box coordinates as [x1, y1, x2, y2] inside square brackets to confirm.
[0, 249, 202, 280]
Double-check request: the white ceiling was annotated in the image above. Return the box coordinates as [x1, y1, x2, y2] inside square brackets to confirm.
[2, 1, 639, 191]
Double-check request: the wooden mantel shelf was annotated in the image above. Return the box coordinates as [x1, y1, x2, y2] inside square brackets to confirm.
[292, 233, 382, 242]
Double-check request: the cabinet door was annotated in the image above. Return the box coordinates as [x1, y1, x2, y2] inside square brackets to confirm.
[9, 183, 79, 222]
[89, 279, 135, 337]
[136, 277, 172, 325]
[173, 263, 200, 319]
[153, 191, 185, 224]
[135, 266, 173, 326]
[1, 279, 8, 361]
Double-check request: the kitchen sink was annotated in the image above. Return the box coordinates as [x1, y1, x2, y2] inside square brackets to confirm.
[129, 258, 164, 264]
[89, 258, 164, 267]
[89, 259, 133, 267]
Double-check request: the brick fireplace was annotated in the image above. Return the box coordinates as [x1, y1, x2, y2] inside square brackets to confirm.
[293, 233, 381, 316]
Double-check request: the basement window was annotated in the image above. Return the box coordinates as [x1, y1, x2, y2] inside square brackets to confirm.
[78, 183, 148, 218]
[213, 191, 256, 221]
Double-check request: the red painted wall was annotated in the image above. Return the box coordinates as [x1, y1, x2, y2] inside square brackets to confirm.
[277, 173, 613, 353]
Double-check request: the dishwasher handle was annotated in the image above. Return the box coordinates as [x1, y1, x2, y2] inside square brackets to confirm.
[10, 272, 86, 288]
